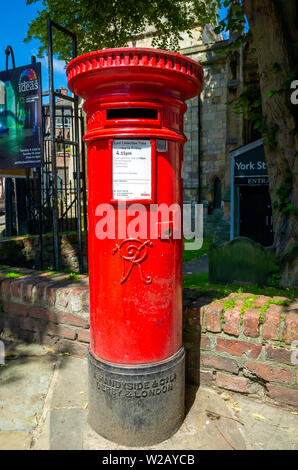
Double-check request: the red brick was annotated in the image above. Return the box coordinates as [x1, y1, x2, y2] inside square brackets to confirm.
[2, 301, 27, 316]
[44, 336, 88, 357]
[28, 306, 89, 328]
[1, 279, 11, 299]
[33, 284, 47, 303]
[45, 323, 77, 340]
[287, 300, 298, 311]
[201, 334, 211, 350]
[28, 306, 57, 322]
[77, 329, 90, 343]
[267, 384, 298, 407]
[21, 317, 42, 332]
[47, 274, 69, 282]
[22, 282, 34, 302]
[243, 308, 260, 338]
[244, 361, 292, 384]
[282, 313, 298, 345]
[200, 370, 213, 386]
[81, 289, 90, 312]
[56, 311, 89, 328]
[263, 304, 282, 340]
[223, 307, 240, 336]
[216, 372, 249, 393]
[273, 296, 288, 302]
[69, 288, 85, 312]
[45, 286, 57, 306]
[205, 302, 223, 333]
[251, 295, 270, 307]
[216, 338, 262, 358]
[265, 345, 292, 365]
[201, 353, 239, 374]
[237, 293, 258, 300]
[56, 288, 70, 308]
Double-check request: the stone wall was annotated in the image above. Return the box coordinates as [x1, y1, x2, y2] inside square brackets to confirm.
[0, 266, 297, 410]
[126, 25, 260, 245]
[182, 42, 229, 207]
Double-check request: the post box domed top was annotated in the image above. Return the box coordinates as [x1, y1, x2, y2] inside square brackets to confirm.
[67, 47, 203, 102]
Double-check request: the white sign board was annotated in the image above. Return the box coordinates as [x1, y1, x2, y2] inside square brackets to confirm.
[112, 139, 152, 200]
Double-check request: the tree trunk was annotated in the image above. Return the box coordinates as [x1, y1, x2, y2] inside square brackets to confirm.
[243, 0, 298, 287]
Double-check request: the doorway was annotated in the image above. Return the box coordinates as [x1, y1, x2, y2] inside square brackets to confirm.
[239, 185, 273, 246]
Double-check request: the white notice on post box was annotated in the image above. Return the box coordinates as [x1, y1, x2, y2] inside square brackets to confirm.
[112, 139, 152, 200]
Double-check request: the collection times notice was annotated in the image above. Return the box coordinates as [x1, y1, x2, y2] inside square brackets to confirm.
[112, 139, 151, 200]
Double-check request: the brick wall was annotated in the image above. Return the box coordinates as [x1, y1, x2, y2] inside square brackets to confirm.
[0, 267, 90, 356]
[0, 267, 297, 409]
[184, 289, 298, 409]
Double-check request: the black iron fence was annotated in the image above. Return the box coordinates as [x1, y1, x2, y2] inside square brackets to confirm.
[0, 21, 87, 273]
[27, 106, 87, 236]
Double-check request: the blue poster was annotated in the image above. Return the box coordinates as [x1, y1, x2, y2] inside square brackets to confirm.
[0, 62, 43, 169]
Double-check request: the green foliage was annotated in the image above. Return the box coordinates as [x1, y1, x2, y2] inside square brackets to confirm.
[272, 169, 298, 215]
[4, 270, 22, 279]
[227, 87, 279, 146]
[259, 298, 290, 324]
[214, 0, 251, 50]
[266, 265, 281, 288]
[221, 297, 236, 322]
[266, 64, 298, 98]
[239, 295, 258, 324]
[25, 0, 220, 60]
[43, 269, 81, 280]
[183, 272, 297, 299]
[222, 298, 236, 312]
[68, 272, 80, 280]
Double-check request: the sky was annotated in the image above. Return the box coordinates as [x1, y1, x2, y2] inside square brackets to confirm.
[0, 1, 229, 98]
[0, 0, 68, 96]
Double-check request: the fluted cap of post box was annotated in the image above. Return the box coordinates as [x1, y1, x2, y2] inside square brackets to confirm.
[67, 47, 203, 102]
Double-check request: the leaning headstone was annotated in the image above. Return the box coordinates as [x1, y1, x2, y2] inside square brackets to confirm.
[209, 237, 276, 285]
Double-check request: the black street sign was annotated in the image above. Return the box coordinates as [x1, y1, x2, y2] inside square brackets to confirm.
[234, 144, 268, 185]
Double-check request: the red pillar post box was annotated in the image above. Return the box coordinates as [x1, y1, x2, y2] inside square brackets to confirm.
[67, 48, 203, 446]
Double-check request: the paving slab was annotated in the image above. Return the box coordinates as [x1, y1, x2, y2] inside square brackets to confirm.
[219, 391, 298, 450]
[49, 408, 86, 450]
[0, 338, 57, 450]
[0, 431, 32, 450]
[83, 386, 247, 450]
[0, 354, 56, 433]
[51, 356, 88, 409]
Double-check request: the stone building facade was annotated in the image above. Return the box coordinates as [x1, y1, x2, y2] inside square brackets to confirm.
[130, 26, 260, 243]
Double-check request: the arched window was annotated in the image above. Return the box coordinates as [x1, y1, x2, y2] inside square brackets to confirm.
[213, 177, 222, 209]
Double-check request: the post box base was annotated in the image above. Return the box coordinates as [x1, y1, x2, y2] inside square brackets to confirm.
[88, 348, 185, 447]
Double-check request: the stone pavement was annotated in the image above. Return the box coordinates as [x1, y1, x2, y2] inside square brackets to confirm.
[0, 338, 297, 451]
